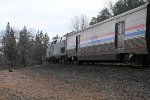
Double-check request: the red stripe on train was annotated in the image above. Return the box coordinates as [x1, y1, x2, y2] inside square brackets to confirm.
[89, 24, 146, 40]
[79, 24, 146, 43]
[125, 24, 146, 31]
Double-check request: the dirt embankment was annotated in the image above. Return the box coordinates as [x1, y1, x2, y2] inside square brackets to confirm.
[0, 63, 150, 100]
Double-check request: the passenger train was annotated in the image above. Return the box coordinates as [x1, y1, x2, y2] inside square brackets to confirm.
[45, 4, 150, 66]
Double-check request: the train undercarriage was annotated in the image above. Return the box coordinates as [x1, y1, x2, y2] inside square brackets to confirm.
[46, 53, 150, 67]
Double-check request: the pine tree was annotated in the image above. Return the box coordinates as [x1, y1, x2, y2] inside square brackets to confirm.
[111, 0, 146, 16]
[33, 31, 49, 64]
[18, 26, 29, 67]
[89, 0, 146, 25]
[1, 22, 18, 67]
[90, 8, 112, 25]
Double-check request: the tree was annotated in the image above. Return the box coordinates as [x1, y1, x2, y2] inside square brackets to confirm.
[18, 26, 30, 67]
[42, 33, 49, 62]
[70, 15, 89, 31]
[43, 33, 50, 51]
[33, 31, 49, 64]
[1, 22, 18, 67]
[90, 8, 112, 25]
[110, 0, 146, 16]
[80, 15, 89, 29]
[1, 23, 50, 67]
[0, 31, 3, 54]
[90, 0, 146, 25]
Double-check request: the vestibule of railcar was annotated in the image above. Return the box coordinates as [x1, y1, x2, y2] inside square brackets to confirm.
[144, 3, 150, 65]
[146, 3, 150, 53]
[116, 4, 150, 66]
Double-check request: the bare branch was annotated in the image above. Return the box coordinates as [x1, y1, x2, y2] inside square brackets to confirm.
[70, 15, 89, 31]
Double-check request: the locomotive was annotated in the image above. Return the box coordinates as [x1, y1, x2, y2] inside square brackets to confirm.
[46, 3, 150, 66]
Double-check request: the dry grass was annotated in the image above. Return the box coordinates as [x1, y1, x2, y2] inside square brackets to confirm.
[0, 68, 105, 100]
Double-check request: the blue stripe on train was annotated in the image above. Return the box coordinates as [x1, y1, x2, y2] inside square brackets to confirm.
[80, 37, 114, 47]
[68, 30, 146, 48]
[125, 30, 145, 38]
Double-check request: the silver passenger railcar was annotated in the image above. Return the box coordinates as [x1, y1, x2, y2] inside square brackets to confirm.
[66, 3, 150, 65]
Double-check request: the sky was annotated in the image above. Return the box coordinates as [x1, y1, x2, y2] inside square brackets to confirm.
[0, 0, 117, 38]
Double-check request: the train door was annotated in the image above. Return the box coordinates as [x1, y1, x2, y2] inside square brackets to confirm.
[115, 21, 125, 49]
[76, 35, 80, 53]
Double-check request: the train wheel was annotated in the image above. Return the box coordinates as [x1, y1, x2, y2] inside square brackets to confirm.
[72, 57, 78, 64]
[141, 55, 149, 67]
[61, 59, 65, 64]
[142, 59, 149, 67]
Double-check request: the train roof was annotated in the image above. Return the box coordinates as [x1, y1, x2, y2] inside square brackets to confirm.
[68, 3, 149, 36]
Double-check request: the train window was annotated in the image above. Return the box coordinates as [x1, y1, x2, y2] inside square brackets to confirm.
[118, 24, 121, 35]
[115, 21, 125, 49]
[122, 22, 125, 34]
[61, 47, 65, 53]
[116, 22, 125, 35]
